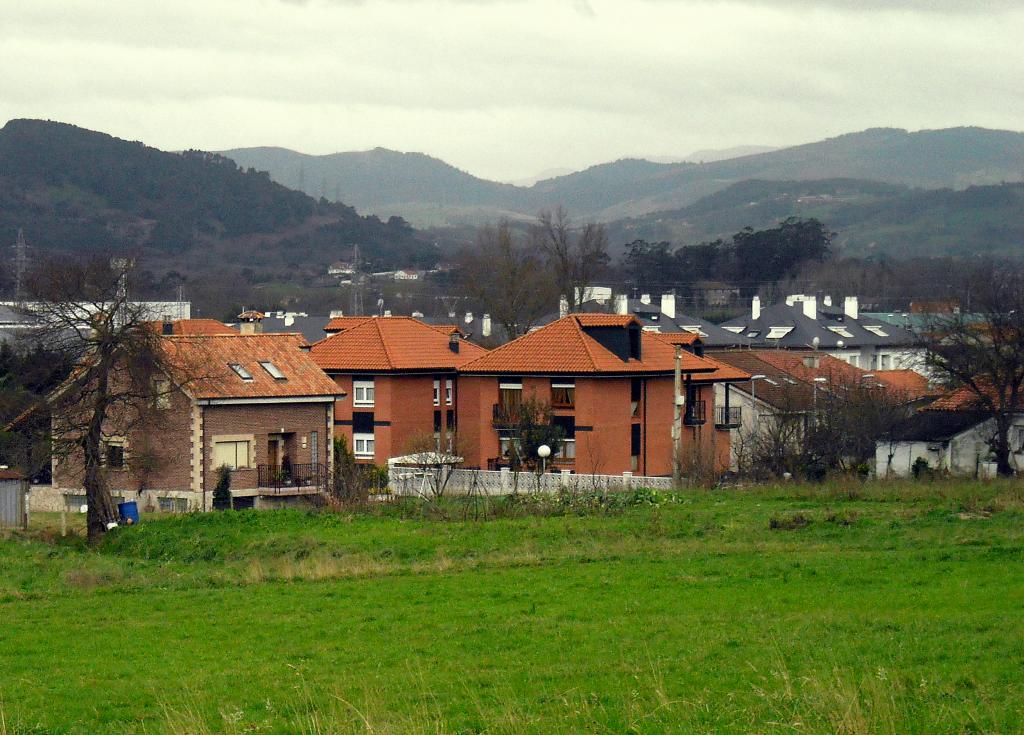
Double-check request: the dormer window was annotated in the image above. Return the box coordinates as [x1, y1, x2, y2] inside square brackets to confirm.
[228, 363, 254, 382]
[259, 361, 286, 380]
[863, 325, 889, 337]
[827, 326, 853, 338]
[766, 327, 793, 340]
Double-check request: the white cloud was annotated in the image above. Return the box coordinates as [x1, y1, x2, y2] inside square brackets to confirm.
[1, 0, 1022, 180]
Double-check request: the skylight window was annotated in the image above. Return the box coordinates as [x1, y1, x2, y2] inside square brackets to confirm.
[259, 361, 286, 380]
[746, 331, 760, 338]
[722, 326, 744, 334]
[766, 327, 793, 340]
[228, 363, 253, 382]
[863, 325, 889, 337]
[827, 326, 854, 338]
[764, 378, 778, 386]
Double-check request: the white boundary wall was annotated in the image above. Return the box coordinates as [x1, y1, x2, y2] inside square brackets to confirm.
[388, 466, 678, 497]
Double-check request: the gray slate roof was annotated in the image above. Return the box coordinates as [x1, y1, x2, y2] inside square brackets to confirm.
[885, 410, 989, 442]
[258, 315, 333, 344]
[720, 303, 919, 350]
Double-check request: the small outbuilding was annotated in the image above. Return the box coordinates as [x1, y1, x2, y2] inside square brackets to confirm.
[0, 468, 28, 529]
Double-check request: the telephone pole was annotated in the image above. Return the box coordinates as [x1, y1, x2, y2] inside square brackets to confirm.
[350, 244, 364, 316]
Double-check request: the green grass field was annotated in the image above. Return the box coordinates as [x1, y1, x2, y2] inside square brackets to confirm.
[1, 481, 1023, 734]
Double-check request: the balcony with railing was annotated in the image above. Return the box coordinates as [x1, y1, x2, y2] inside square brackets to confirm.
[257, 462, 327, 493]
[714, 406, 742, 429]
[683, 400, 707, 426]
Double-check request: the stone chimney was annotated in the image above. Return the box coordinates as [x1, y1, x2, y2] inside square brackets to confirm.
[482, 313, 492, 338]
[660, 293, 676, 320]
[801, 296, 818, 321]
[448, 332, 460, 354]
[751, 295, 761, 321]
[844, 296, 859, 320]
[237, 310, 264, 335]
[614, 294, 629, 315]
[558, 296, 569, 319]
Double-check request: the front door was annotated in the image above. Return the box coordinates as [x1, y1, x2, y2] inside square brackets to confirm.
[267, 438, 281, 471]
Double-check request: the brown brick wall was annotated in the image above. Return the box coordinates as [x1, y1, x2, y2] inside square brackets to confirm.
[202, 402, 332, 491]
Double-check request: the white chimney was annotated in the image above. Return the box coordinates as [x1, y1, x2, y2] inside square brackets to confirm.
[464, 311, 473, 324]
[558, 296, 569, 319]
[383, 309, 392, 317]
[661, 293, 676, 320]
[785, 294, 796, 306]
[330, 309, 345, 318]
[614, 294, 629, 315]
[640, 293, 651, 305]
[844, 296, 859, 320]
[823, 295, 833, 307]
[802, 296, 817, 321]
[482, 313, 492, 338]
[284, 315, 294, 327]
[751, 295, 761, 321]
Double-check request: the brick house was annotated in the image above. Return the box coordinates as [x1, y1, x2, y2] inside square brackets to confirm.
[456, 314, 749, 477]
[309, 316, 488, 464]
[51, 333, 342, 511]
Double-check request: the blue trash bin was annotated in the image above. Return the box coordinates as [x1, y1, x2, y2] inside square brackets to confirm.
[117, 501, 140, 525]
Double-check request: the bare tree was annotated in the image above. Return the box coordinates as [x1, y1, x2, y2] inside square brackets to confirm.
[456, 220, 555, 342]
[924, 262, 1024, 476]
[536, 206, 609, 312]
[23, 255, 200, 543]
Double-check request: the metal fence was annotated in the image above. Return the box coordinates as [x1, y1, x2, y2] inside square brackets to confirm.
[0, 479, 27, 529]
[387, 466, 679, 498]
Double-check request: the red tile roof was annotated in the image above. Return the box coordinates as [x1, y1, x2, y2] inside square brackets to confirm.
[163, 334, 342, 400]
[459, 315, 747, 379]
[310, 317, 488, 372]
[874, 369, 931, 401]
[147, 319, 238, 336]
[0, 468, 23, 480]
[323, 316, 373, 334]
[924, 384, 1000, 411]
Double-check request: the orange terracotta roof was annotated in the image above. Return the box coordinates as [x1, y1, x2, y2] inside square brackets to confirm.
[323, 316, 373, 334]
[874, 369, 931, 400]
[652, 332, 700, 346]
[163, 334, 342, 400]
[924, 384, 999, 411]
[460, 315, 745, 378]
[0, 468, 24, 480]
[146, 319, 237, 336]
[310, 317, 488, 372]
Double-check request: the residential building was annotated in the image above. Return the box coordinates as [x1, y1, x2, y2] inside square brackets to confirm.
[456, 314, 749, 477]
[876, 386, 1024, 477]
[720, 295, 924, 371]
[309, 316, 488, 464]
[393, 269, 420, 281]
[50, 333, 342, 511]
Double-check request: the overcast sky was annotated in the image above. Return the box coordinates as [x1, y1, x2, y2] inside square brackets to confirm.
[3, 0, 1022, 181]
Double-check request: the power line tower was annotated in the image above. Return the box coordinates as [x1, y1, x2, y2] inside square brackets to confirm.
[12, 228, 28, 300]
[350, 244, 364, 316]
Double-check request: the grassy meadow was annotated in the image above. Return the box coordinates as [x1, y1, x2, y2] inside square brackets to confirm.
[1, 480, 1023, 734]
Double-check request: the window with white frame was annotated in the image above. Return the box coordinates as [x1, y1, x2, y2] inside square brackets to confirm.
[259, 361, 286, 380]
[228, 363, 254, 382]
[863, 325, 889, 337]
[353, 433, 375, 457]
[827, 326, 854, 338]
[445, 379, 453, 405]
[433, 379, 441, 406]
[766, 326, 793, 340]
[213, 440, 251, 470]
[353, 379, 375, 407]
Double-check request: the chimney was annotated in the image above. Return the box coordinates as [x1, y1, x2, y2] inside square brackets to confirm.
[464, 311, 473, 324]
[801, 296, 817, 321]
[559, 296, 569, 319]
[237, 310, 263, 334]
[614, 294, 629, 315]
[844, 296, 859, 320]
[751, 295, 761, 321]
[330, 309, 345, 318]
[823, 295, 833, 307]
[660, 293, 676, 320]
[640, 293, 651, 305]
[284, 315, 294, 327]
[448, 332, 460, 353]
[161, 316, 174, 336]
[383, 309, 392, 317]
[482, 313, 492, 338]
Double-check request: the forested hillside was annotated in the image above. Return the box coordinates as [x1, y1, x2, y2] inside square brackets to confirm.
[0, 120, 435, 300]
[605, 179, 1024, 259]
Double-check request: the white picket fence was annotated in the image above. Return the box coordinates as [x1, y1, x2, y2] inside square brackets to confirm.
[387, 466, 679, 498]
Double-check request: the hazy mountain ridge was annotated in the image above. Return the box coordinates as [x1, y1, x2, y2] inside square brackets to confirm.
[221, 126, 1024, 227]
[0, 120, 435, 288]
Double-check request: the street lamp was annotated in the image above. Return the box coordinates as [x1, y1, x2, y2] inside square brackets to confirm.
[749, 374, 767, 426]
[537, 444, 551, 474]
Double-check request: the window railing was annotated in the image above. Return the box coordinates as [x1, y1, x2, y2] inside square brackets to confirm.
[714, 406, 742, 429]
[684, 400, 707, 426]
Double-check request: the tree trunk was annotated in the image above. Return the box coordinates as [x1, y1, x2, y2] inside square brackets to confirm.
[995, 416, 1015, 477]
[84, 368, 118, 544]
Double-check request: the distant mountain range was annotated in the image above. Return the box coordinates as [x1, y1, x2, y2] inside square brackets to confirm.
[0, 120, 435, 302]
[222, 127, 1024, 227]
